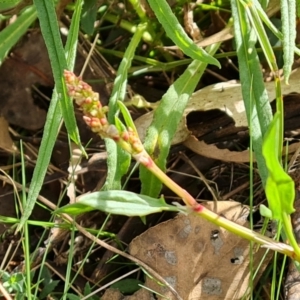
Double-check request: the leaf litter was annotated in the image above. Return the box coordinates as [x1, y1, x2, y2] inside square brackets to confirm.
[126, 201, 272, 300]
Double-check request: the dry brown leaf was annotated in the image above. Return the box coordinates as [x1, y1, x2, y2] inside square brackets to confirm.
[0, 32, 51, 130]
[101, 286, 152, 300]
[135, 69, 300, 162]
[136, 69, 300, 144]
[0, 117, 16, 152]
[101, 288, 123, 300]
[196, 27, 233, 47]
[184, 137, 251, 163]
[129, 201, 272, 300]
[184, 137, 300, 163]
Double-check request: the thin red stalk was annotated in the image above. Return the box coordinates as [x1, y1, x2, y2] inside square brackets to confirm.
[137, 155, 298, 260]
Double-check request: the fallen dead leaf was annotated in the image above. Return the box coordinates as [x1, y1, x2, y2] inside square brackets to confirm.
[0, 31, 52, 130]
[184, 138, 251, 163]
[184, 136, 300, 163]
[101, 287, 152, 300]
[0, 117, 16, 152]
[129, 201, 272, 300]
[135, 69, 300, 162]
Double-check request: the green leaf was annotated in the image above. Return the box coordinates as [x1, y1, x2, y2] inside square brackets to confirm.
[66, 294, 81, 300]
[280, 0, 296, 83]
[18, 92, 62, 232]
[103, 139, 129, 190]
[65, 0, 84, 67]
[259, 204, 273, 219]
[83, 282, 92, 296]
[147, 0, 220, 67]
[55, 191, 182, 217]
[230, 0, 273, 186]
[140, 43, 220, 197]
[242, 0, 278, 72]
[118, 101, 138, 134]
[103, 23, 147, 190]
[80, 0, 98, 35]
[262, 113, 295, 220]
[114, 116, 127, 133]
[111, 279, 142, 294]
[32, 0, 81, 144]
[39, 280, 59, 299]
[17, 0, 84, 231]
[0, 5, 37, 65]
[0, 0, 20, 11]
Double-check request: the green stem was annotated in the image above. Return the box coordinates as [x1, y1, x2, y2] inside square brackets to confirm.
[282, 212, 300, 258]
[128, 0, 147, 22]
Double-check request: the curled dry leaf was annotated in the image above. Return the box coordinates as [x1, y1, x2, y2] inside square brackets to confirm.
[184, 137, 251, 163]
[129, 201, 272, 300]
[135, 68, 300, 162]
[184, 137, 300, 163]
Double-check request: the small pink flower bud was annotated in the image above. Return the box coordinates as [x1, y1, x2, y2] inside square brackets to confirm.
[91, 118, 101, 128]
[121, 131, 129, 141]
[83, 116, 92, 126]
[84, 97, 93, 104]
[82, 82, 92, 91]
[100, 118, 108, 125]
[83, 116, 104, 133]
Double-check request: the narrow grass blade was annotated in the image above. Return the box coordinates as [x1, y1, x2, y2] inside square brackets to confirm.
[231, 0, 272, 186]
[253, 0, 300, 58]
[17, 0, 83, 231]
[118, 101, 138, 135]
[246, 1, 297, 82]
[65, 0, 83, 67]
[0, 0, 21, 11]
[243, 0, 278, 71]
[241, 0, 284, 153]
[0, 6, 37, 65]
[254, 1, 283, 40]
[32, 0, 80, 143]
[80, 0, 98, 35]
[280, 0, 296, 83]
[103, 23, 147, 190]
[147, 0, 220, 67]
[140, 43, 220, 197]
